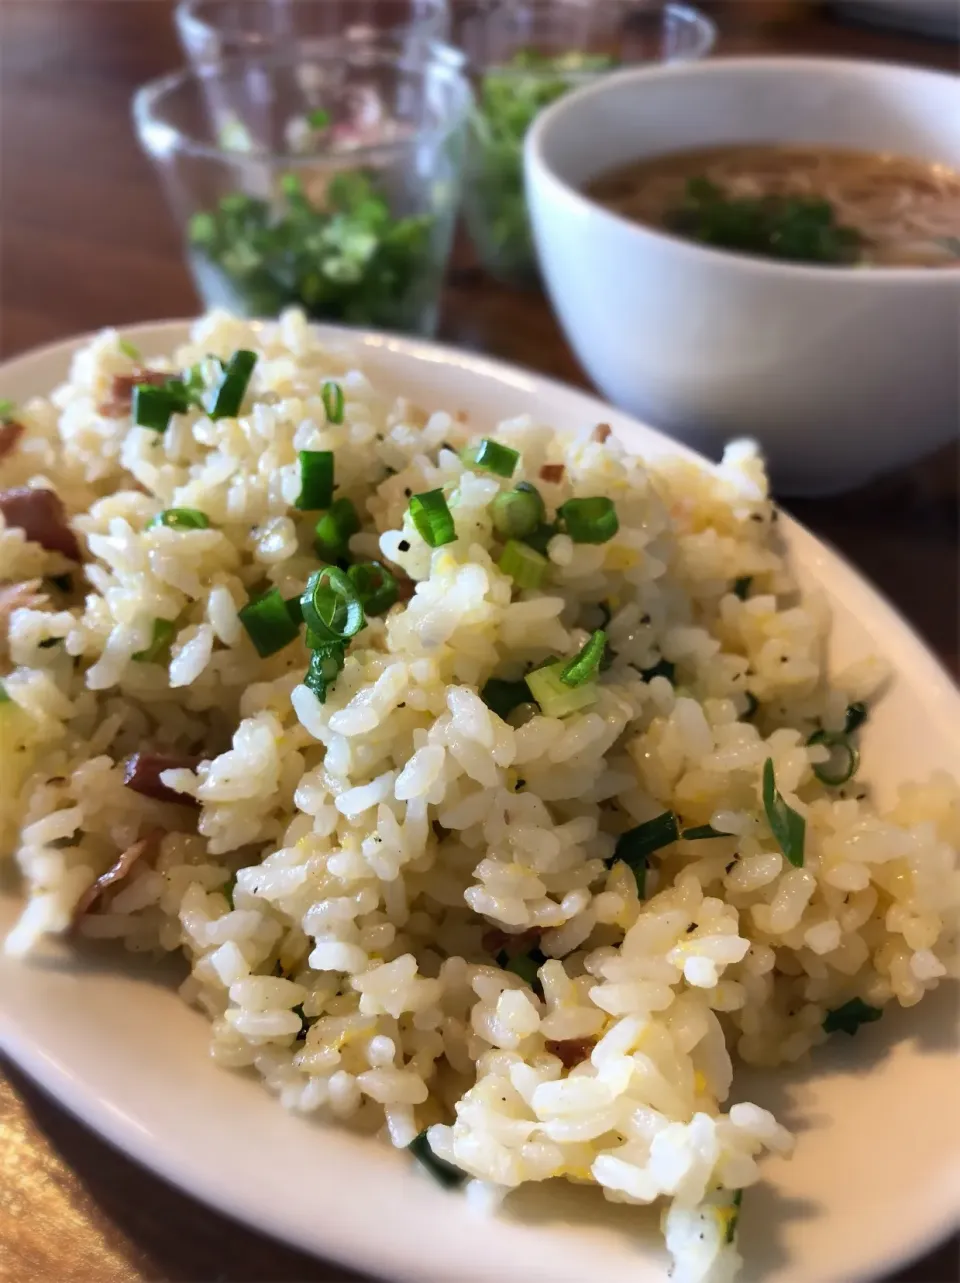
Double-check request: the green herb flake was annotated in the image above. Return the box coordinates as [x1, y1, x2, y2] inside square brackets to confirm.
[733, 576, 752, 600]
[0, 398, 16, 421]
[408, 1130, 467, 1189]
[668, 177, 863, 266]
[606, 811, 680, 895]
[480, 676, 531, 721]
[761, 757, 805, 866]
[823, 997, 883, 1036]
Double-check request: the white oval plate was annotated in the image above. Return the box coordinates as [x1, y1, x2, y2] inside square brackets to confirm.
[0, 322, 957, 1283]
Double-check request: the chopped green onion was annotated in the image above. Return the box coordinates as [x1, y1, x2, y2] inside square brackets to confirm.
[0, 681, 11, 704]
[0, 398, 16, 420]
[480, 676, 531, 721]
[206, 349, 257, 420]
[132, 618, 177, 663]
[807, 729, 860, 786]
[823, 997, 883, 1036]
[498, 539, 548, 590]
[321, 380, 345, 425]
[300, 567, 365, 643]
[733, 576, 752, 600]
[523, 521, 557, 555]
[347, 561, 398, 616]
[296, 450, 334, 510]
[147, 507, 210, 531]
[607, 811, 680, 895]
[133, 384, 186, 432]
[742, 692, 759, 722]
[526, 660, 597, 719]
[466, 438, 519, 478]
[504, 952, 542, 988]
[314, 497, 361, 560]
[407, 1131, 467, 1190]
[490, 482, 545, 540]
[639, 657, 675, 685]
[118, 339, 141, 360]
[409, 489, 456, 548]
[762, 757, 805, 866]
[239, 587, 302, 658]
[561, 630, 606, 687]
[303, 644, 346, 702]
[558, 496, 619, 544]
[223, 874, 237, 908]
[726, 1191, 743, 1244]
[844, 701, 868, 733]
[307, 107, 331, 129]
[681, 824, 731, 840]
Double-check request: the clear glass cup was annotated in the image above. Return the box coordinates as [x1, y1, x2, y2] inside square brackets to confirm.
[133, 38, 471, 337]
[456, 0, 716, 288]
[176, 0, 451, 68]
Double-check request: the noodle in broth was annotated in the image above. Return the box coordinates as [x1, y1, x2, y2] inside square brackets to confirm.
[586, 145, 960, 267]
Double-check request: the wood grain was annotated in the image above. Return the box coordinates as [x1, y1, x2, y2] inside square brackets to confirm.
[0, 3, 957, 1281]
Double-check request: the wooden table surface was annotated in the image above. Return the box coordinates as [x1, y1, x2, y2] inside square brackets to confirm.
[0, 3, 957, 1281]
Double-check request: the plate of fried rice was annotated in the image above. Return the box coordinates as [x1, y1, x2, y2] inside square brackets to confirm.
[0, 312, 957, 1283]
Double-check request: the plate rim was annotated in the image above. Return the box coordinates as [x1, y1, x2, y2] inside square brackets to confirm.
[0, 318, 958, 1283]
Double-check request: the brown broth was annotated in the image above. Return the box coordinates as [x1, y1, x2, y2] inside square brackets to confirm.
[586, 144, 960, 268]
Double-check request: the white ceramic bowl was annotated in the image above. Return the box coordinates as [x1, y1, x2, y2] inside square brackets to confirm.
[525, 57, 960, 496]
[1, 320, 959, 1283]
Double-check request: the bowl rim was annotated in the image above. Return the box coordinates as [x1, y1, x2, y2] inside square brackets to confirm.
[131, 37, 472, 170]
[525, 54, 960, 286]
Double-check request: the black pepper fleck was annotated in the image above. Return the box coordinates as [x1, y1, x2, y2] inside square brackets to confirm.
[404, 488, 412, 498]
[398, 540, 410, 552]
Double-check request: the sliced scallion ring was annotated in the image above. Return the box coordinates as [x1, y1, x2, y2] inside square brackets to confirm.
[239, 586, 302, 658]
[558, 496, 619, 544]
[561, 629, 606, 687]
[347, 561, 398, 616]
[408, 489, 456, 548]
[465, 438, 519, 478]
[303, 644, 346, 702]
[206, 349, 257, 420]
[314, 497, 361, 560]
[807, 728, 860, 786]
[300, 567, 365, 643]
[498, 539, 548, 590]
[321, 380, 345, 425]
[296, 451, 334, 510]
[490, 482, 544, 540]
[147, 507, 210, 531]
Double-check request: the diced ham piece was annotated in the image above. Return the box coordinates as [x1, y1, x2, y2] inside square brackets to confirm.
[0, 487, 82, 561]
[539, 463, 565, 484]
[71, 834, 156, 923]
[99, 368, 170, 417]
[0, 418, 24, 460]
[123, 752, 201, 807]
[545, 1038, 595, 1069]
